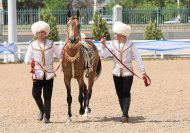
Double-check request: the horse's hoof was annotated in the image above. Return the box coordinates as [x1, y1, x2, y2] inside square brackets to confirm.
[88, 108, 91, 113]
[79, 108, 85, 115]
[83, 114, 89, 120]
[84, 107, 91, 114]
[66, 117, 72, 123]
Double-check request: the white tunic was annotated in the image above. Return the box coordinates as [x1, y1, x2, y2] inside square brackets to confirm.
[102, 39, 145, 77]
[25, 39, 61, 80]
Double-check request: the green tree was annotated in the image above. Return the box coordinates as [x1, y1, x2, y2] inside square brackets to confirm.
[36, 8, 59, 41]
[181, 0, 190, 7]
[2, 0, 189, 9]
[137, 1, 159, 8]
[144, 20, 163, 40]
[16, 0, 44, 9]
[105, 0, 190, 8]
[72, 0, 93, 8]
[43, 0, 66, 10]
[106, 0, 146, 8]
[92, 12, 111, 41]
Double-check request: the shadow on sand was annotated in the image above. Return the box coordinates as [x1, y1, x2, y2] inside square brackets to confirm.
[72, 116, 186, 124]
[73, 116, 146, 124]
[49, 114, 190, 124]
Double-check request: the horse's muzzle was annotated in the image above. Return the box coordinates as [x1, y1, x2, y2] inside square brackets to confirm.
[69, 38, 77, 43]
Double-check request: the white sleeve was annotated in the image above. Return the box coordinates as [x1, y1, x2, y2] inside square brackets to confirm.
[53, 43, 61, 59]
[132, 43, 146, 74]
[101, 42, 113, 58]
[24, 44, 33, 64]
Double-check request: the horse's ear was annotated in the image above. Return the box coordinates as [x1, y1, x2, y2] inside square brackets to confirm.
[76, 10, 80, 18]
[68, 10, 71, 18]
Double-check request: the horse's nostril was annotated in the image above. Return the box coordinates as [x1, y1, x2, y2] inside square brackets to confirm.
[69, 36, 74, 40]
[69, 37, 76, 43]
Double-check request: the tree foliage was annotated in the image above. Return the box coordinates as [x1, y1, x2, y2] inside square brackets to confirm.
[16, 0, 44, 9]
[2, 0, 190, 9]
[144, 20, 164, 40]
[43, 0, 66, 10]
[106, 0, 190, 8]
[92, 12, 111, 41]
[106, 0, 140, 8]
[72, 0, 93, 8]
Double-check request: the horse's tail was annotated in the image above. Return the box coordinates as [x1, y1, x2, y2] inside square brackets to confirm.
[95, 57, 102, 80]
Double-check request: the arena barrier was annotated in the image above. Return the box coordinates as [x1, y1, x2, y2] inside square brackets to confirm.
[1, 39, 190, 63]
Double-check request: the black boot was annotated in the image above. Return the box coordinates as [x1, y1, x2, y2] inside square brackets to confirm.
[121, 97, 131, 123]
[35, 98, 44, 121]
[43, 100, 51, 123]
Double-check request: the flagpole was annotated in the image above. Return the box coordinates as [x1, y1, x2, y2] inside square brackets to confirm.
[177, 0, 180, 20]
[177, 0, 180, 9]
[8, 0, 17, 62]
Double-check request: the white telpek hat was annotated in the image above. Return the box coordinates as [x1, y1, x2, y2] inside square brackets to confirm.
[31, 21, 50, 36]
[112, 21, 131, 37]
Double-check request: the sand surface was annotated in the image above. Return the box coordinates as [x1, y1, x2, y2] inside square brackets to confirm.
[0, 60, 190, 133]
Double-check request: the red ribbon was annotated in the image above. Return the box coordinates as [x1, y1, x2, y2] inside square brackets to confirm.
[30, 59, 37, 82]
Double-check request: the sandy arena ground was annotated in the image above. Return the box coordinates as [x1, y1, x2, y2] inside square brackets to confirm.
[0, 59, 190, 133]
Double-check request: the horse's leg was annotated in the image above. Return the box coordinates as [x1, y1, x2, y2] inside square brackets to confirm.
[84, 73, 95, 118]
[82, 83, 87, 110]
[64, 77, 72, 123]
[77, 78, 87, 115]
[66, 85, 72, 122]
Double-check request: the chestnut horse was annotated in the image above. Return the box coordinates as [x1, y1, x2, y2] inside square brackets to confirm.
[61, 10, 101, 122]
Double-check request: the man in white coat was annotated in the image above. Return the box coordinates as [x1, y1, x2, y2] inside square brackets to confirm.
[101, 21, 148, 123]
[25, 21, 60, 123]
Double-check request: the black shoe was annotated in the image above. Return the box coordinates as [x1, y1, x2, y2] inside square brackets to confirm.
[42, 115, 50, 123]
[121, 117, 129, 123]
[43, 100, 51, 123]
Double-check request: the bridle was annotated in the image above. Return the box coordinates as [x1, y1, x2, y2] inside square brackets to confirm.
[64, 15, 82, 63]
[66, 16, 80, 44]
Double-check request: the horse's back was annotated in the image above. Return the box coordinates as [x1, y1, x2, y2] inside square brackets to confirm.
[84, 39, 101, 79]
[85, 40, 99, 56]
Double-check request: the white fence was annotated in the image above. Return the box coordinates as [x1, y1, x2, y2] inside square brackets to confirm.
[92, 39, 190, 59]
[1, 39, 190, 63]
[0, 41, 64, 62]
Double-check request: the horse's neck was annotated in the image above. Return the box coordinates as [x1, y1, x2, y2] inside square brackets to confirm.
[65, 42, 80, 55]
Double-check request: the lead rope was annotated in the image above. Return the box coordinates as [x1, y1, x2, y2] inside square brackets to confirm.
[103, 42, 151, 87]
[30, 59, 62, 82]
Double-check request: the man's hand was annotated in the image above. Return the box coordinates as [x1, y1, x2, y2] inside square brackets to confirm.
[101, 37, 106, 48]
[28, 59, 33, 65]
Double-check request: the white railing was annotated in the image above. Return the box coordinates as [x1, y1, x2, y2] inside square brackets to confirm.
[1, 39, 190, 63]
[0, 41, 64, 63]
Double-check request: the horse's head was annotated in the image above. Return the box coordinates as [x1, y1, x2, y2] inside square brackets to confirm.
[66, 10, 80, 44]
